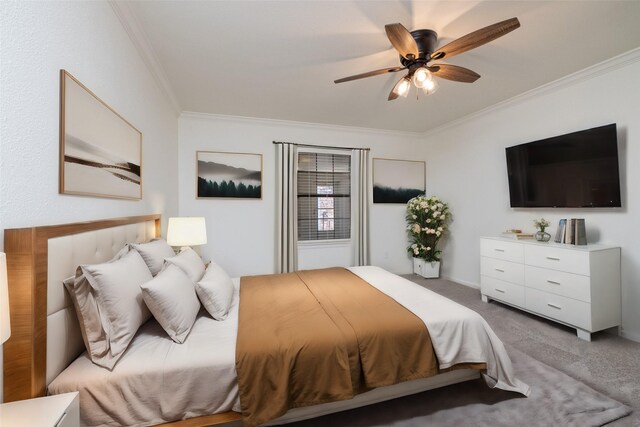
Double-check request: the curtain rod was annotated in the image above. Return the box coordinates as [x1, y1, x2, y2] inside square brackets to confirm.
[273, 141, 370, 151]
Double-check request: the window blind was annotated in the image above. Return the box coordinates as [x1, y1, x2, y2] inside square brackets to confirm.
[297, 152, 351, 241]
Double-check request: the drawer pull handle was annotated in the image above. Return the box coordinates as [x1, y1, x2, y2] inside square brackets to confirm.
[495, 288, 505, 293]
[495, 268, 505, 273]
[547, 280, 561, 285]
[494, 248, 505, 252]
[547, 303, 562, 310]
[546, 256, 560, 261]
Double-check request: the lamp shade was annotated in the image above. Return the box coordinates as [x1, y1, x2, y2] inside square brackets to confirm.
[1, 252, 10, 344]
[167, 217, 207, 247]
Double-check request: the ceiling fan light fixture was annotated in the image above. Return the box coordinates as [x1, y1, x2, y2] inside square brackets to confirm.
[422, 77, 439, 95]
[412, 67, 433, 89]
[393, 77, 411, 98]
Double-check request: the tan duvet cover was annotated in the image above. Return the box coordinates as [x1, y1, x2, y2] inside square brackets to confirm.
[236, 267, 440, 426]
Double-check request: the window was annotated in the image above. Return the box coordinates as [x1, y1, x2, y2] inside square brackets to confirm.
[297, 152, 350, 241]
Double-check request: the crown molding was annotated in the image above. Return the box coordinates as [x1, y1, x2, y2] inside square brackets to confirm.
[109, 0, 181, 116]
[424, 47, 640, 137]
[180, 111, 424, 139]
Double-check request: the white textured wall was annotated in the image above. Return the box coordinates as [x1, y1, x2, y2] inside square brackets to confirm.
[421, 51, 640, 342]
[178, 113, 425, 278]
[0, 1, 179, 401]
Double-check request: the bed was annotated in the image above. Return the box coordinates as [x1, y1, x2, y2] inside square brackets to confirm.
[3, 215, 528, 426]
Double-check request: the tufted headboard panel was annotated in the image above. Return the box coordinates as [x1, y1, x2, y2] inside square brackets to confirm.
[3, 215, 160, 402]
[46, 221, 156, 385]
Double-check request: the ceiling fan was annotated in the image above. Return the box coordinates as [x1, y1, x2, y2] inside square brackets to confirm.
[334, 17, 520, 100]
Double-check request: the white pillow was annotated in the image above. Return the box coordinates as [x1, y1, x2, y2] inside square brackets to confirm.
[64, 245, 131, 366]
[80, 250, 153, 369]
[141, 264, 200, 343]
[130, 239, 175, 276]
[195, 261, 234, 320]
[165, 247, 206, 283]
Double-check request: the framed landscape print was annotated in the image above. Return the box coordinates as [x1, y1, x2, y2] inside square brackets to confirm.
[59, 70, 142, 200]
[372, 158, 425, 203]
[197, 151, 262, 199]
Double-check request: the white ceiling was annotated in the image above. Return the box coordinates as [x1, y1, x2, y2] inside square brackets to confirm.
[126, 1, 640, 133]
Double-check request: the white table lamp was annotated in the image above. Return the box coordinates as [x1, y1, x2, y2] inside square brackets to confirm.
[167, 217, 207, 248]
[1, 252, 11, 344]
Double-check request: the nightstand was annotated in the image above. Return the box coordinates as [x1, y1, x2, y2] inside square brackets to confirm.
[0, 392, 79, 427]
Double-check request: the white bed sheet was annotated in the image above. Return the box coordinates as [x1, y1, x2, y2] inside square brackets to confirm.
[48, 281, 242, 427]
[49, 267, 529, 427]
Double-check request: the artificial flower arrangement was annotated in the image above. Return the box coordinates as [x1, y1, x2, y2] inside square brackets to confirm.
[533, 218, 550, 233]
[406, 195, 451, 262]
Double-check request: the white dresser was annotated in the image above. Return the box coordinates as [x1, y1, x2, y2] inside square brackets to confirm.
[480, 237, 621, 341]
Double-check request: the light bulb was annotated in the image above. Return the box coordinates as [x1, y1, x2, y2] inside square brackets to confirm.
[393, 77, 411, 98]
[412, 68, 432, 89]
[422, 77, 439, 95]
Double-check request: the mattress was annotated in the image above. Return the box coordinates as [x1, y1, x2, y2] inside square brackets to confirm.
[49, 267, 528, 427]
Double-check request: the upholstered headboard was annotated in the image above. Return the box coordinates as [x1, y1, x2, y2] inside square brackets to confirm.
[3, 215, 160, 402]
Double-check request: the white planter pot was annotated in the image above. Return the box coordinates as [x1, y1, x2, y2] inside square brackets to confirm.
[413, 258, 441, 279]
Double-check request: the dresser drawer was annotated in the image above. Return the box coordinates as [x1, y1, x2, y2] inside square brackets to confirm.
[525, 288, 591, 330]
[481, 257, 524, 285]
[524, 245, 590, 275]
[480, 239, 524, 263]
[525, 265, 591, 303]
[481, 276, 525, 308]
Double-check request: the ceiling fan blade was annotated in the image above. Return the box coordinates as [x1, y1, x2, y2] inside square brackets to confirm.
[428, 64, 480, 83]
[334, 66, 404, 84]
[431, 17, 520, 60]
[385, 23, 419, 60]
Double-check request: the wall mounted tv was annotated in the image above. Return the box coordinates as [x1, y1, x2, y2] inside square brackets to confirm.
[506, 124, 621, 208]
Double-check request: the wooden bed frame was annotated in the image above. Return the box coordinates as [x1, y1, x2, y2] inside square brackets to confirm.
[3, 214, 478, 426]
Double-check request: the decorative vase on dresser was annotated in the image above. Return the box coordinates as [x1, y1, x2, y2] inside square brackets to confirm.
[479, 237, 621, 341]
[413, 258, 441, 278]
[535, 231, 551, 242]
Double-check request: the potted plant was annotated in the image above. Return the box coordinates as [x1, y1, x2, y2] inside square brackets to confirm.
[406, 195, 451, 278]
[533, 218, 551, 242]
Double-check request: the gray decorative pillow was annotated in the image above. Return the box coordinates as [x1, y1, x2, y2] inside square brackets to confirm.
[80, 250, 153, 369]
[141, 264, 200, 343]
[195, 261, 234, 321]
[165, 247, 206, 284]
[130, 239, 176, 276]
[64, 245, 131, 366]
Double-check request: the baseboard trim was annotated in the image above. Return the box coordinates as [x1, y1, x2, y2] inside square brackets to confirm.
[441, 275, 479, 289]
[619, 329, 640, 343]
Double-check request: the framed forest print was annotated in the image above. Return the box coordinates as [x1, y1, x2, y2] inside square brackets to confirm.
[59, 70, 142, 200]
[197, 151, 262, 199]
[372, 158, 425, 203]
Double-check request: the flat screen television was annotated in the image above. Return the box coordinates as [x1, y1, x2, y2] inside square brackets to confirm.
[506, 124, 621, 208]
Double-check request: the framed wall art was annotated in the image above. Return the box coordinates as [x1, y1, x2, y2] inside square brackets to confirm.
[197, 151, 262, 199]
[59, 70, 142, 200]
[372, 158, 425, 203]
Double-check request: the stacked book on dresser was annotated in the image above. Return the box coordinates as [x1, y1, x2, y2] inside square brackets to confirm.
[555, 218, 587, 245]
[501, 229, 534, 240]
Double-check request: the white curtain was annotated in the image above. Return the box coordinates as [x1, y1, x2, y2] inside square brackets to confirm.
[275, 143, 298, 273]
[351, 149, 370, 266]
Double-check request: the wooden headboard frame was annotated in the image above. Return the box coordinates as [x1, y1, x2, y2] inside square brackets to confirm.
[2, 214, 161, 402]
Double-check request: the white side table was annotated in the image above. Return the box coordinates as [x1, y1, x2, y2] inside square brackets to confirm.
[0, 392, 79, 427]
